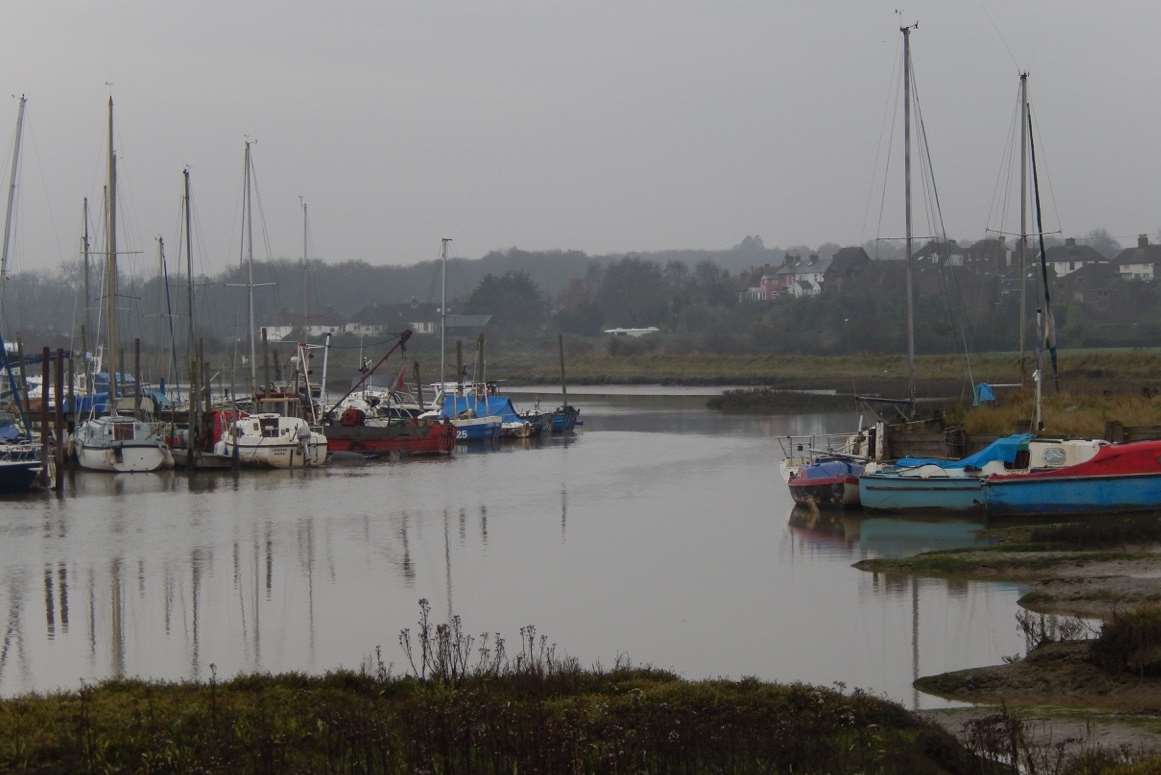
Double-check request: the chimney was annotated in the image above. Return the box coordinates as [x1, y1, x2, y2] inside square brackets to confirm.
[1140, 234, 1150, 249]
[1065, 237, 1076, 247]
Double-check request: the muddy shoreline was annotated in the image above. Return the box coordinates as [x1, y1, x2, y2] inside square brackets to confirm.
[854, 519, 1161, 761]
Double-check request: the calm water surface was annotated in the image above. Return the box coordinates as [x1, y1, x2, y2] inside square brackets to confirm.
[0, 393, 1027, 708]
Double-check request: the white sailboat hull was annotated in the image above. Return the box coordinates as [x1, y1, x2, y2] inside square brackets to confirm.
[78, 443, 168, 473]
[213, 437, 327, 468]
[75, 416, 173, 473]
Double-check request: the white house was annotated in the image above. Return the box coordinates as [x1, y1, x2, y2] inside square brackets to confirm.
[343, 323, 386, 337]
[260, 325, 294, 342]
[774, 254, 831, 297]
[1114, 234, 1161, 282]
[1046, 237, 1107, 277]
[305, 324, 343, 337]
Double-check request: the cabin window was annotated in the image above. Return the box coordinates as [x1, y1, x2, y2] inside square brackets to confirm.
[260, 417, 281, 438]
[1006, 450, 1030, 469]
[113, 423, 134, 442]
[1042, 447, 1067, 466]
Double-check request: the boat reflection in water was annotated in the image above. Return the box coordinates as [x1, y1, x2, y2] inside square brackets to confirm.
[788, 505, 990, 557]
[786, 504, 1007, 709]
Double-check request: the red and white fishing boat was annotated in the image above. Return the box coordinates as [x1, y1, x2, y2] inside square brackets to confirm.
[325, 408, 455, 457]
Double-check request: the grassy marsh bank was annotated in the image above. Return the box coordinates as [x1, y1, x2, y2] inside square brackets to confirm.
[706, 387, 860, 414]
[500, 345, 1161, 389]
[320, 342, 1161, 390]
[954, 392, 1161, 438]
[0, 669, 986, 774]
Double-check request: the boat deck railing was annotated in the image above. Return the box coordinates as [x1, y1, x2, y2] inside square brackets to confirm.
[778, 432, 864, 467]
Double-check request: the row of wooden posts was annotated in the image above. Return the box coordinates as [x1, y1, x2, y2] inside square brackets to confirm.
[34, 345, 67, 494]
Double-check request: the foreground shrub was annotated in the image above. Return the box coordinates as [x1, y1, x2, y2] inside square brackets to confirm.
[0, 670, 996, 774]
[1089, 606, 1161, 678]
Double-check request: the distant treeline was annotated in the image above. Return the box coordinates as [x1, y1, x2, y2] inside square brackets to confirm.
[4, 232, 1160, 357]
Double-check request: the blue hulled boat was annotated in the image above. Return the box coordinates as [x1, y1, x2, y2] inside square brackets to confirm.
[549, 405, 580, 433]
[984, 440, 1161, 516]
[450, 416, 502, 443]
[858, 434, 1033, 512]
[440, 387, 543, 439]
[0, 414, 41, 492]
[0, 337, 42, 492]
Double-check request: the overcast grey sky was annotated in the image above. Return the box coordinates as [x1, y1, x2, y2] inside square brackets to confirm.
[2, 0, 1159, 274]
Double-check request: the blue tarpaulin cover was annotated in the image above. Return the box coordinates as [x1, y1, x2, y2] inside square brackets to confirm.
[799, 459, 864, 480]
[974, 383, 997, 406]
[440, 393, 524, 424]
[896, 433, 1033, 470]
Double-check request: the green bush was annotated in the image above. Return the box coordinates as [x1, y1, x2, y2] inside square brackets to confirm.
[1090, 606, 1161, 677]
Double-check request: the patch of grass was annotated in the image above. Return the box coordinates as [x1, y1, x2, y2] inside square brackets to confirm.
[1096, 756, 1161, 774]
[487, 345, 1161, 390]
[707, 387, 858, 414]
[1027, 515, 1161, 549]
[1090, 606, 1161, 678]
[962, 391, 1161, 438]
[855, 549, 1151, 579]
[0, 671, 986, 774]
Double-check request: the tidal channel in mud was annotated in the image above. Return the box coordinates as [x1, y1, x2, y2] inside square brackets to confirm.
[0, 390, 1027, 708]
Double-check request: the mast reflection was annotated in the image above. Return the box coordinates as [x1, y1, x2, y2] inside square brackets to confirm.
[0, 570, 27, 691]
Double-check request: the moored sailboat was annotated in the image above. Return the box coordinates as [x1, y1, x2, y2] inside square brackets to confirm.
[974, 89, 1161, 516]
[0, 97, 44, 491]
[213, 141, 326, 469]
[75, 97, 170, 473]
[0, 342, 42, 491]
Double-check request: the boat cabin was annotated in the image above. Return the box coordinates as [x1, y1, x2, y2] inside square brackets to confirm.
[977, 438, 1106, 476]
[255, 393, 308, 420]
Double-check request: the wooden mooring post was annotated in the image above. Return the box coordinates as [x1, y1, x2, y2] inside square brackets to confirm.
[558, 333, 568, 408]
[39, 347, 49, 487]
[67, 349, 75, 433]
[54, 348, 65, 493]
[133, 337, 141, 415]
[413, 361, 423, 409]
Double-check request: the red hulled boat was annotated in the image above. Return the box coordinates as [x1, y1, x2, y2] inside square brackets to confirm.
[324, 408, 456, 457]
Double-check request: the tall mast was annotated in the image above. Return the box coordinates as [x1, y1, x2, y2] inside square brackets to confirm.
[440, 237, 451, 388]
[82, 197, 90, 352]
[183, 167, 194, 404]
[0, 95, 27, 295]
[106, 96, 119, 402]
[901, 24, 917, 406]
[301, 196, 308, 336]
[158, 236, 179, 389]
[226, 141, 272, 398]
[1028, 105, 1058, 393]
[1018, 72, 1029, 384]
[244, 140, 257, 396]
